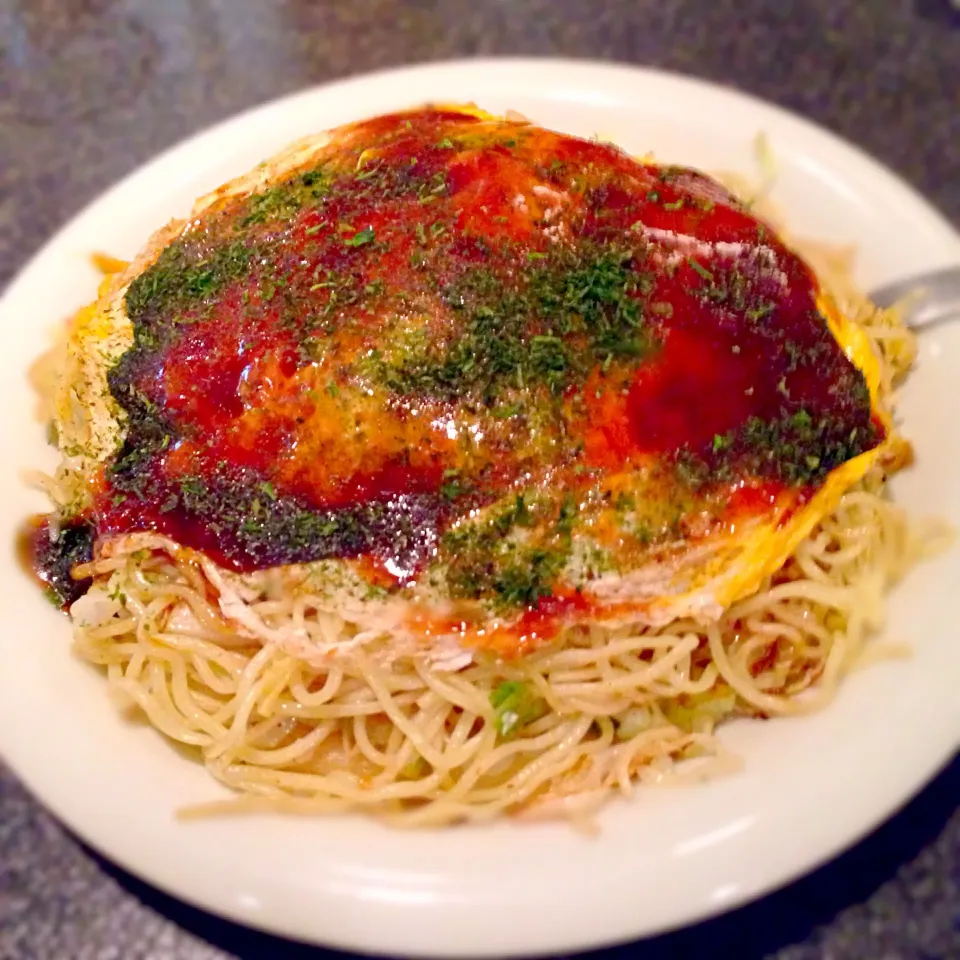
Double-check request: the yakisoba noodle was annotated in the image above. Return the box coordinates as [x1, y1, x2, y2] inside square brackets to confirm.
[24, 108, 938, 827]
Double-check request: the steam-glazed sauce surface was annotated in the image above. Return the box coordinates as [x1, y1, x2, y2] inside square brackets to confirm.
[66, 108, 880, 628]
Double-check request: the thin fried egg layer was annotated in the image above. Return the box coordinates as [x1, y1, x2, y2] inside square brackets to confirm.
[50, 106, 887, 656]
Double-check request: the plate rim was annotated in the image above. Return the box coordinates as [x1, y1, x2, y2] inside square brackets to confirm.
[1, 56, 959, 958]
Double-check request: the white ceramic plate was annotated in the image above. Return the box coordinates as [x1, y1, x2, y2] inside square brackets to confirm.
[1, 58, 959, 958]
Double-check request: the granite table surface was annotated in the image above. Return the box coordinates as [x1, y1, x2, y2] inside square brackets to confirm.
[1, 1, 959, 958]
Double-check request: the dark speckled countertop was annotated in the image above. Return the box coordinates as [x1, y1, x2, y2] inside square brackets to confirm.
[1, 1, 959, 958]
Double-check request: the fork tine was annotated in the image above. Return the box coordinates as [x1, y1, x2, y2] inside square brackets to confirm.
[867, 266, 960, 330]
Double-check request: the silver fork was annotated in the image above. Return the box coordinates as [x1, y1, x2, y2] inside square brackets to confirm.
[867, 266, 960, 330]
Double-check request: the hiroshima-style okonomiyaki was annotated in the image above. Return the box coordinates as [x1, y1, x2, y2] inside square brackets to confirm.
[22, 105, 924, 825]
